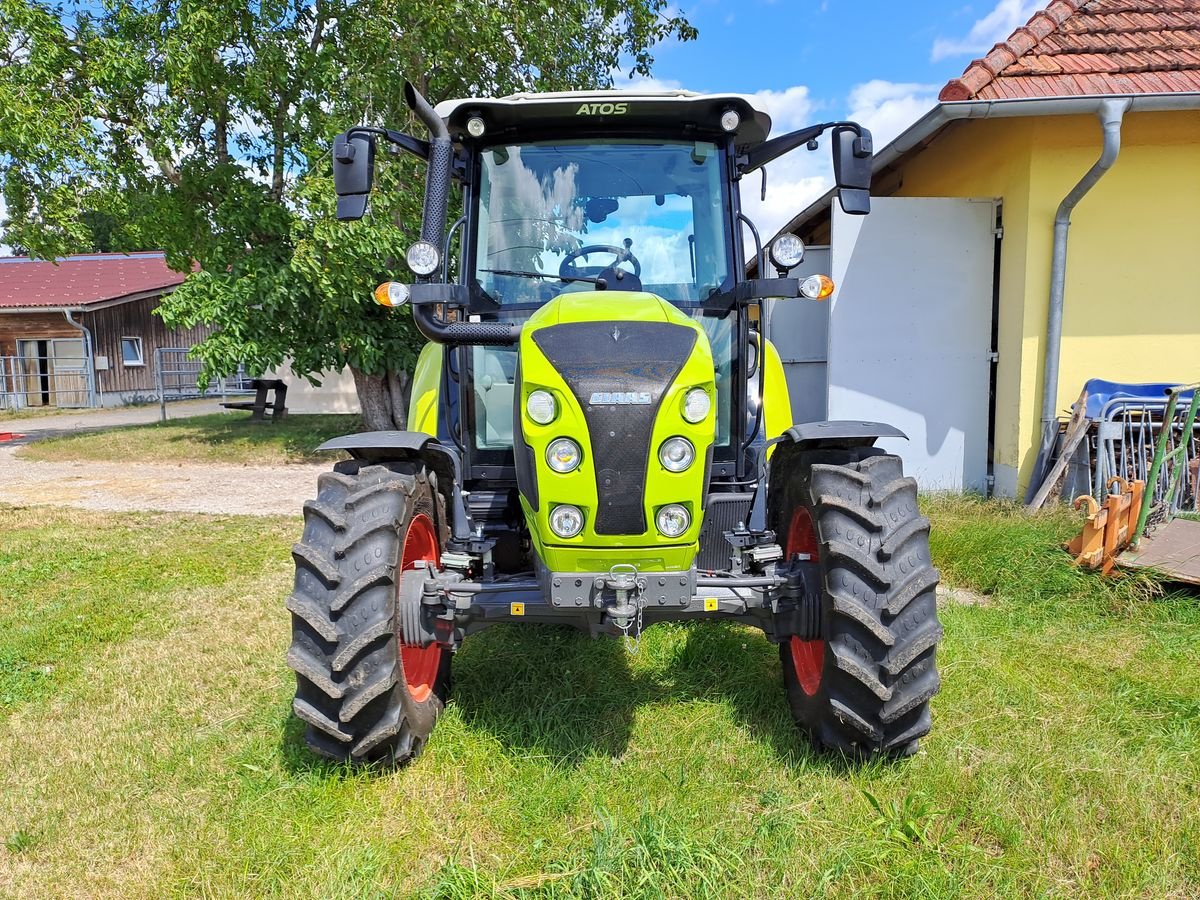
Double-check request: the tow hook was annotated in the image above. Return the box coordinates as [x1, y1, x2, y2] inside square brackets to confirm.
[599, 563, 646, 629]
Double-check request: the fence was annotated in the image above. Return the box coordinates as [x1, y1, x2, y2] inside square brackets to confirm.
[153, 348, 254, 421]
[1093, 392, 1199, 516]
[0, 350, 95, 412]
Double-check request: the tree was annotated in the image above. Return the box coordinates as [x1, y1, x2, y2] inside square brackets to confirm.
[0, 0, 696, 428]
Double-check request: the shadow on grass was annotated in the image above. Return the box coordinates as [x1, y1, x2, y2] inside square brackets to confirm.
[169, 413, 359, 462]
[278, 622, 885, 777]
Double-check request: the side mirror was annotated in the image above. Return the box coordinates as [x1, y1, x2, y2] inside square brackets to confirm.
[332, 132, 375, 221]
[832, 126, 873, 216]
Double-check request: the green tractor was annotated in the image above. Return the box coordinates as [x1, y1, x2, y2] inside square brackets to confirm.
[287, 82, 942, 765]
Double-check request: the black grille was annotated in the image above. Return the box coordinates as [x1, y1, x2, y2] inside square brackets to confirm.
[533, 321, 696, 535]
[697, 493, 753, 571]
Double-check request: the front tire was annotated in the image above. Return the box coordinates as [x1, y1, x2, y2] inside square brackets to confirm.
[771, 448, 942, 756]
[287, 460, 451, 765]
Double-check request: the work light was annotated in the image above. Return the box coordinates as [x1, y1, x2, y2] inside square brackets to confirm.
[720, 109, 741, 132]
[769, 233, 805, 271]
[406, 240, 440, 276]
[466, 116, 486, 138]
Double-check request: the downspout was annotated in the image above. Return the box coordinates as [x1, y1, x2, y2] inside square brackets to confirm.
[1026, 97, 1131, 500]
[63, 309, 99, 408]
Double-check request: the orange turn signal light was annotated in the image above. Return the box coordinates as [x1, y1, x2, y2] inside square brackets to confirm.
[799, 274, 835, 301]
[373, 281, 410, 308]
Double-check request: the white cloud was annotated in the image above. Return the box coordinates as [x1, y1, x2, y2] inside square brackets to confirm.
[931, 0, 1042, 61]
[846, 80, 940, 148]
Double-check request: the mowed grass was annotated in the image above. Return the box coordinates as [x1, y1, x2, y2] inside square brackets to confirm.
[15, 413, 360, 466]
[1, 501, 1198, 897]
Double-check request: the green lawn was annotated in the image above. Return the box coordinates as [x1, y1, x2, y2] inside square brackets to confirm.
[15, 413, 360, 465]
[0, 500, 1197, 897]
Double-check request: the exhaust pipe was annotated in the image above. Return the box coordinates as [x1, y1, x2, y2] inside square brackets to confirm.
[404, 81, 520, 346]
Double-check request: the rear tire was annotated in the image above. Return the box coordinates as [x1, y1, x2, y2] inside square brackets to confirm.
[287, 460, 451, 765]
[771, 448, 942, 757]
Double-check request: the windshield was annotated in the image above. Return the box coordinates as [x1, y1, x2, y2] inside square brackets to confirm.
[472, 140, 733, 307]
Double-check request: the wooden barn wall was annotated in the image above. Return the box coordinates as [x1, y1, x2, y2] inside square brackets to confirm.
[82, 294, 214, 394]
[0, 312, 79, 359]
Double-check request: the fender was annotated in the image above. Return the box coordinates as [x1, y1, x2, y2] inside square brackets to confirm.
[773, 420, 907, 451]
[316, 431, 473, 543]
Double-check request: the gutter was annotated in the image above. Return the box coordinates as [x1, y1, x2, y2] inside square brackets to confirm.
[1026, 97, 1131, 499]
[62, 309, 100, 407]
[776, 92, 1200, 240]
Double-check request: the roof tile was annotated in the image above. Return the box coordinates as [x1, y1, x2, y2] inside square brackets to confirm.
[939, 0, 1200, 101]
[0, 253, 188, 309]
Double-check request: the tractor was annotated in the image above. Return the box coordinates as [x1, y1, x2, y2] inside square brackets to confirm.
[287, 82, 942, 765]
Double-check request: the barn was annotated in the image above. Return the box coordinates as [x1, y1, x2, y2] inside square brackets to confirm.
[0, 252, 212, 409]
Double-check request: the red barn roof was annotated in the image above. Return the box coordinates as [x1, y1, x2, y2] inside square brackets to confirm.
[940, 0, 1200, 101]
[0, 252, 188, 310]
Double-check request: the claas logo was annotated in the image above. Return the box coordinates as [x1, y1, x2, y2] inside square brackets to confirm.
[576, 102, 629, 115]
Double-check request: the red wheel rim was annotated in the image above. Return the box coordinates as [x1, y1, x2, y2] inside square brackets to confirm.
[785, 506, 824, 696]
[399, 513, 442, 704]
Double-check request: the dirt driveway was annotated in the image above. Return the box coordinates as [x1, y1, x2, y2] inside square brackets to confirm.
[0, 445, 321, 516]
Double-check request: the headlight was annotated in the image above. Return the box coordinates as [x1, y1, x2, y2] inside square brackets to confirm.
[526, 390, 557, 425]
[656, 504, 691, 538]
[406, 240, 441, 276]
[682, 387, 710, 423]
[659, 437, 694, 472]
[769, 233, 805, 271]
[546, 438, 581, 473]
[549, 504, 584, 538]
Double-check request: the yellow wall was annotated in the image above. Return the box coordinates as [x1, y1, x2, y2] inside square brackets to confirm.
[890, 109, 1200, 494]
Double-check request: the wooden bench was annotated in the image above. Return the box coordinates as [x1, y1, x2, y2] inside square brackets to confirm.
[221, 378, 288, 422]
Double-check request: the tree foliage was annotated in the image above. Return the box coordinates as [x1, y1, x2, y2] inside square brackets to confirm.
[0, 0, 695, 426]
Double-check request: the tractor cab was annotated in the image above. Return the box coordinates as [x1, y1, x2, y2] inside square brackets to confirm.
[288, 83, 941, 767]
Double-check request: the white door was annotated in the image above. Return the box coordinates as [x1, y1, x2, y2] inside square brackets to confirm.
[828, 197, 995, 492]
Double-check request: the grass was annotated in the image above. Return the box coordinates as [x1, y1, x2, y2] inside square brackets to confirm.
[15, 412, 360, 465]
[1, 500, 1198, 897]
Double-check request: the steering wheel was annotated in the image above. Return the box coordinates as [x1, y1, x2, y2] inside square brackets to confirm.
[559, 243, 642, 280]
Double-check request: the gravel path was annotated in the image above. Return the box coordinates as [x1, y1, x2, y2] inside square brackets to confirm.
[0, 445, 322, 516]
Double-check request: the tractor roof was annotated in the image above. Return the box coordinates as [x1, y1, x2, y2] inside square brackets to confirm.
[434, 90, 773, 148]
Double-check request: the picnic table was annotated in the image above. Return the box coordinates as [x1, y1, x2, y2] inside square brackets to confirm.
[221, 378, 288, 422]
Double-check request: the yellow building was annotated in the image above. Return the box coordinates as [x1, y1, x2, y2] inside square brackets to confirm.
[778, 0, 1200, 496]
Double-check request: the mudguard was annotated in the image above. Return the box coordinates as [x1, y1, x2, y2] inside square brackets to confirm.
[774, 420, 907, 451]
[316, 431, 471, 543]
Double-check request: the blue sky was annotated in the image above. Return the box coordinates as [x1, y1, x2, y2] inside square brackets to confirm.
[627, 0, 1042, 234]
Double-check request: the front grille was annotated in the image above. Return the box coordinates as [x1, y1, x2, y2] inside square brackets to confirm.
[533, 321, 696, 535]
[697, 493, 753, 571]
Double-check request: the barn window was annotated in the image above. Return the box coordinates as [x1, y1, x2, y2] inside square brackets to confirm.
[121, 337, 145, 367]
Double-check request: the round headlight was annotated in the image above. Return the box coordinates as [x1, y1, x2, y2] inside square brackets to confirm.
[526, 390, 557, 425]
[466, 115, 486, 138]
[656, 504, 691, 538]
[406, 240, 441, 276]
[769, 232, 806, 271]
[682, 387, 710, 423]
[659, 437, 695, 473]
[550, 504, 584, 538]
[720, 109, 741, 133]
[546, 438, 581, 473]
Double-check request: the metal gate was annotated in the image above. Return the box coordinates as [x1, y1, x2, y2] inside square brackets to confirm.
[153, 348, 254, 421]
[1, 340, 96, 410]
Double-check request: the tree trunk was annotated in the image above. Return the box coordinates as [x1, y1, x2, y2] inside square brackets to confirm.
[352, 366, 412, 431]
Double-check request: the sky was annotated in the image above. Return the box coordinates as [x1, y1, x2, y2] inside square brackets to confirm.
[628, 0, 1043, 236]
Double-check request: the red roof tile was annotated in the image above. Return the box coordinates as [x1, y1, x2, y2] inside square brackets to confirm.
[939, 0, 1200, 101]
[0, 252, 188, 310]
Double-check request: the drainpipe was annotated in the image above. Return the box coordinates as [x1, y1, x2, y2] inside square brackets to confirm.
[1026, 97, 1131, 500]
[63, 309, 99, 408]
